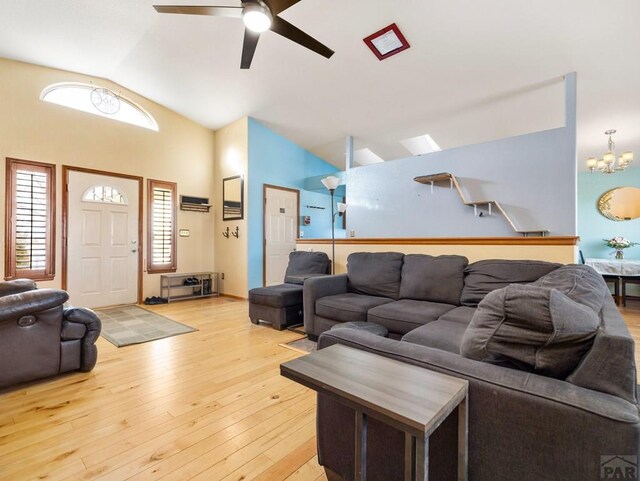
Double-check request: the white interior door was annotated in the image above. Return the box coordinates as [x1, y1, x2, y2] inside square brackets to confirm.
[67, 171, 139, 308]
[264, 187, 298, 286]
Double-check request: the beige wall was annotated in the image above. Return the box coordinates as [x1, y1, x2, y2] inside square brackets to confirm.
[0, 58, 215, 299]
[214, 117, 249, 297]
[297, 240, 578, 274]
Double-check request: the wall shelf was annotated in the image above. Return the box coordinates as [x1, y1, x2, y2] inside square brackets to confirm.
[180, 195, 211, 213]
[414, 173, 549, 237]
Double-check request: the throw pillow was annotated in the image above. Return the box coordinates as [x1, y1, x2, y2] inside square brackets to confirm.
[531, 264, 608, 313]
[460, 284, 599, 379]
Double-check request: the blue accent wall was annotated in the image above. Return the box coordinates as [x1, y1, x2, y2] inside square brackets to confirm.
[247, 118, 345, 289]
[578, 167, 640, 260]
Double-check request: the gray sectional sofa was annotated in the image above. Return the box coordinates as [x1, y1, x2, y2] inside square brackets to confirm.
[303, 252, 640, 481]
[304, 252, 561, 341]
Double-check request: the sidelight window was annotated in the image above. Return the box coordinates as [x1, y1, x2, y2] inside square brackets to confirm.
[5, 158, 56, 280]
[147, 179, 177, 273]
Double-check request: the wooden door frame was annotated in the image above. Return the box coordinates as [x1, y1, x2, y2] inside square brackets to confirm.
[263, 184, 300, 287]
[62, 165, 144, 304]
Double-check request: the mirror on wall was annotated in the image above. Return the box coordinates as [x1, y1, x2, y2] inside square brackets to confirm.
[222, 175, 244, 221]
[597, 186, 640, 222]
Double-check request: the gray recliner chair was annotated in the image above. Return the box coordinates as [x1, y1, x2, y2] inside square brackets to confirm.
[0, 279, 101, 390]
[249, 251, 330, 330]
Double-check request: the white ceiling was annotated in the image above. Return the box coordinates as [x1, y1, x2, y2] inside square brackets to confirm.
[0, 0, 639, 169]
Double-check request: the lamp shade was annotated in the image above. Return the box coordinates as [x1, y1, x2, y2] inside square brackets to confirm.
[597, 159, 606, 169]
[337, 202, 347, 213]
[321, 176, 341, 191]
[622, 151, 634, 163]
[586, 157, 598, 169]
[603, 152, 615, 165]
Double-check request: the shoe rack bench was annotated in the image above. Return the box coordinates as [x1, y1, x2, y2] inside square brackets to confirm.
[160, 272, 219, 303]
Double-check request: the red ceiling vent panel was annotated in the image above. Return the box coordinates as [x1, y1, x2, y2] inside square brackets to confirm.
[363, 23, 410, 61]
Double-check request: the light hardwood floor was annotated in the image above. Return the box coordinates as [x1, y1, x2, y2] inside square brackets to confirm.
[1, 297, 639, 481]
[0, 297, 327, 481]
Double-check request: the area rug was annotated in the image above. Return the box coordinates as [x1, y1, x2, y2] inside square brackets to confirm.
[96, 305, 197, 347]
[279, 336, 317, 354]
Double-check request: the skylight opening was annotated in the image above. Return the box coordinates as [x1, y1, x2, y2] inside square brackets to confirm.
[354, 148, 385, 166]
[400, 134, 442, 156]
[40, 82, 159, 131]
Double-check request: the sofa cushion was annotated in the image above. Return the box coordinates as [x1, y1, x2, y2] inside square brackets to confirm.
[460, 259, 561, 307]
[531, 264, 608, 313]
[347, 252, 404, 300]
[367, 300, 456, 336]
[248, 284, 303, 308]
[401, 320, 467, 354]
[316, 293, 394, 323]
[399, 254, 468, 305]
[284, 251, 330, 284]
[460, 284, 600, 379]
[437, 306, 477, 325]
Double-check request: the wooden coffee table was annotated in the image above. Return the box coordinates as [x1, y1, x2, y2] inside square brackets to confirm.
[280, 344, 469, 481]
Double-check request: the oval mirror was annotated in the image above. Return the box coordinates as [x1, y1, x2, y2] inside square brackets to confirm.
[598, 187, 640, 221]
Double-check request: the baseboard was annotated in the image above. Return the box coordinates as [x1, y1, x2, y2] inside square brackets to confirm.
[220, 293, 248, 301]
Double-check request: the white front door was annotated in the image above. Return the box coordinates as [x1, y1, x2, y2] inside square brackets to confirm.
[264, 187, 298, 286]
[67, 171, 139, 308]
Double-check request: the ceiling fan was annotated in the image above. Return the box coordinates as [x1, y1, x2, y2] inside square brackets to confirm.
[153, 0, 335, 69]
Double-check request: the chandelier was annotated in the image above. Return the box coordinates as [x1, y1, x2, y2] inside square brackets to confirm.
[586, 130, 633, 174]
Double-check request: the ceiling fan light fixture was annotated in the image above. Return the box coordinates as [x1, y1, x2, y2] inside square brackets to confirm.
[242, 4, 272, 33]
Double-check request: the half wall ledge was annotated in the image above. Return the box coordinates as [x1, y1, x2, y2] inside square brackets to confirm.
[297, 236, 579, 246]
[295, 236, 580, 273]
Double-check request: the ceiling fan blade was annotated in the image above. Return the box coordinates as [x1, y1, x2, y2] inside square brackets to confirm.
[241, 29, 261, 69]
[264, 0, 302, 15]
[153, 5, 243, 18]
[270, 16, 334, 59]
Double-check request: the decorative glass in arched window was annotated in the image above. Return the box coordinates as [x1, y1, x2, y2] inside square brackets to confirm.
[40, 83, 159, 131]
[82, 186, 128, 205]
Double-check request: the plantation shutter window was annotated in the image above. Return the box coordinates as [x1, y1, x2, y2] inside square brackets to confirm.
[147, 180, 177, 273]
[5, 158, 56, 281]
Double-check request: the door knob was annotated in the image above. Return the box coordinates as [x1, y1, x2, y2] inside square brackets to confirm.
[131, 248, 137, 253]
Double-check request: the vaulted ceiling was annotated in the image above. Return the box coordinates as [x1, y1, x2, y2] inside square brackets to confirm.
[0, 0, 638, 169]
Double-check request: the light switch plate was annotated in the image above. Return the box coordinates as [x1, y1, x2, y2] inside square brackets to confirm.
[179, 229, 190, 237]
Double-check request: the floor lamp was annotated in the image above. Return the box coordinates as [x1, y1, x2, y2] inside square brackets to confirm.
[321, 176, 346, 274]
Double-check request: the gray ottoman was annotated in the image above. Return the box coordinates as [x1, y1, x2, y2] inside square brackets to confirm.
[249, 284, 304, 331]
[330, 321, 389, 337]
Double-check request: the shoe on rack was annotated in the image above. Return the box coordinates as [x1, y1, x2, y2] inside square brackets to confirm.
[145, 296, 164, 305]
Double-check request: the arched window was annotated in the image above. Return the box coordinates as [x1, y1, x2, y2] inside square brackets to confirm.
[82, 185, 128, 205]
[40, 83, 158, 131]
